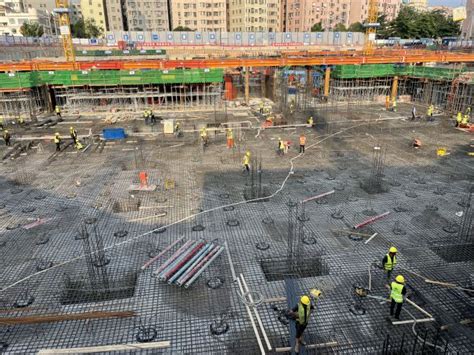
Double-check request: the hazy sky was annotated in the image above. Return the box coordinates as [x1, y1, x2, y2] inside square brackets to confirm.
[428, 0, 464, 6]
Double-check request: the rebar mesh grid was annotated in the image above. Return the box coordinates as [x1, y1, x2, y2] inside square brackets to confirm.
[0, 103, 473, 354]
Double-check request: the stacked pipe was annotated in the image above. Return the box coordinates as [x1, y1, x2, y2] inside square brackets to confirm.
[153, 240, 224, 288]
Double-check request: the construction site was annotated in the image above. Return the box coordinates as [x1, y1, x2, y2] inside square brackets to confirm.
[1, 4, 474, 353]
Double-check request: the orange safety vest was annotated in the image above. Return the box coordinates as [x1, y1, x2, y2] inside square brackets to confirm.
[299, 136, 306, 145]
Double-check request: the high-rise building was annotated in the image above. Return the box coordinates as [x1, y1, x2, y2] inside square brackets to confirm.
[406, 0, 427, 11]
[103, 0, 123, 31]
[462, 0, 473, 39]
[228, 0, 281, 32]
[282, 0, 400, 33]
[80, 0, 107, 30]
[121, 0, 169, 31]
[0, 0, 53, 35]
[171, 0, 226, 32]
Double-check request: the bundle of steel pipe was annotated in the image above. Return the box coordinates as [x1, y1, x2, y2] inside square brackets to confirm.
[153, 239, 224, 288]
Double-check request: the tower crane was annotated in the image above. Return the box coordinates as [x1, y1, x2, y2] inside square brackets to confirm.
[364, 0, 379, 55]
[54, 0, 75, 63]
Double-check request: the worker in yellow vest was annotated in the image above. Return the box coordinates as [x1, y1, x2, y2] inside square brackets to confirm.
[0, 114, 4, 130]
[278, 137, 285, 156]
[290, 290, 321, 353]
[226, 128, 234, 149]
[391, 98, 397, 112]
[427, 104, 434, 121]
[307, 116, 314, 127]
[382, 246, 397, 281]
[385, 96, 390, 111]
[200, 127, 209, 146]
[259, 102, 264, 114]
[242, 151, 250, 173]
[70, 126, 78, 145]
[456, 112, 463, 127]
[54, 132, 61, 151]
[3, 130, 11, 146]
[460, 114, 469, 127]
[55, 105, 61, 118]
[299, 133, 306, 154]
[390, 275, 407, 320]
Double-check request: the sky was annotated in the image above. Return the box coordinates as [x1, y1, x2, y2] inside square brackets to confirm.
[428, 0, 465, 6]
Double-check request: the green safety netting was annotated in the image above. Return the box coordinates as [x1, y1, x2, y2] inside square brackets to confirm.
[75, 49, 166, 57]
[0, 69, 223, 89]
[332, 64, 467, 80]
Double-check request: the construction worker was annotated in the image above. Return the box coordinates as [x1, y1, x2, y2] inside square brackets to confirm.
[461, 114, 469, 128]
[55, 105, 61, 118]
[391, 98, 397, 112]
[307, 116, 314, 127]
[259, 102, 264, 114]
[385, 96, 390, 111]
[411, 106, 417, 120]
[290, 291, 321, 354]
[413, 138, 421, 149]
[466, 106, 471, 118]
[149, 109, 156, 124]
[427, 104, 434, 121]
[54, 132, 61, 151]
[0, 114, 4, 130]
[456, 112, 463, 127]
[278, 137, 285, 156]
[299, 133, 306, 154]
[18, 115, 25, 126]
[175, 121, 182, 137]
[200, 127, 208, 146]
[143, 109, 149, 124]
[390, 275, 407, 320]
[382, 246, 397, 281]
[226, 128, 234, 149]
[70, 126, 78, 145]
[3, 130, 11, 146]
[242, 151, 250, 173]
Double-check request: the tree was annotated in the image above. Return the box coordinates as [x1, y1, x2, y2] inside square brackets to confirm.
[20, 22, 44, 37]
[334, 23, 347, 32]
[348, 22, 364, 32]
[382, 6, 460, 39]
[71, 19, 103, 38]
[310, 22, 323, 32]
[173, 26, 193, 31]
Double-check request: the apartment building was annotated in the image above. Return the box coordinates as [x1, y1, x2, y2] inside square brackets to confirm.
[283, 0, 400, 33]
[228, 0, 281, 32]
[462, 0, 473, 39]
[0, 0, 52, 35]
[406, 0, 427, 11]
[171, 0, 226, 32]
[103, 0, 122, 31]
[122, 0, 169, 31]
[80, 0, 107, 30]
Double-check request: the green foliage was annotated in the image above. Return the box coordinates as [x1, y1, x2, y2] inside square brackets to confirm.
[173, 26, 194, 31]
[381, 6, 460, 39]
[310, 22, 323, 32]
[19, 22, 44, 37]
[71, 19, 103, 38]
[348, 22, 365, 32]
[334, 23, 347, 32]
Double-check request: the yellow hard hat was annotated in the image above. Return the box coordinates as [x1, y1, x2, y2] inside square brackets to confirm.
[389, 246, 398, 253]
[4, 130, 8, 133]
[395, 275, 405, 283]
[246, 151, 250, 156]
[300, 295, 310, 305]
[55, 132, 59, 135]
[310, 289, 321, 298]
